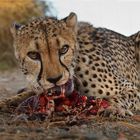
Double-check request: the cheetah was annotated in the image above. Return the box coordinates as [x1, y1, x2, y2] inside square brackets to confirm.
[9, 12, 140, 117]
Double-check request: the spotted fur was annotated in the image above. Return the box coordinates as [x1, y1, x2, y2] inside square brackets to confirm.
[11, 13, 140, 117]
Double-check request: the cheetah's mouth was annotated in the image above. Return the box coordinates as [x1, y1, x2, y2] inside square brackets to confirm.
[45, 79, 74, 96]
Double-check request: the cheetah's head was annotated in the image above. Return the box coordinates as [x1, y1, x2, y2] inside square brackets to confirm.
[11, 13, 78, 94]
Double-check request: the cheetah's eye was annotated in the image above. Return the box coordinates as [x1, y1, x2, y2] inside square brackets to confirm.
[27, 51, 40, 60]
[59, 45, 69, 55]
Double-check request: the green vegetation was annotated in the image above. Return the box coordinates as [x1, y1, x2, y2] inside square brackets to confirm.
[0, 0, 49, 70]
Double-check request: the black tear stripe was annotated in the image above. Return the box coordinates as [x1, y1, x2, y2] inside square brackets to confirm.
[59, 57, 70, 77]
[37, 57, 43, 86]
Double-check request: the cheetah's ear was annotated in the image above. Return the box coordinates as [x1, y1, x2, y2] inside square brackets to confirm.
[10, 23, 21, 38]
[64, 12, 77, 33]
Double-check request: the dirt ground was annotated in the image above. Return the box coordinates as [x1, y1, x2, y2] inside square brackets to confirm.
[0, 69, 140, 140]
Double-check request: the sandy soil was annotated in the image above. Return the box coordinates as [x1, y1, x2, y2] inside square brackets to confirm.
[0, 69, 140, 140]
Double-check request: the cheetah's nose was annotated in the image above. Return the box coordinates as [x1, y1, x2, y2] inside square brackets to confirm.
[47, 75, 62, 84]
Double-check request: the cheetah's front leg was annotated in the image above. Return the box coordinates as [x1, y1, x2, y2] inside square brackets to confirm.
[0, 90, 35, 112]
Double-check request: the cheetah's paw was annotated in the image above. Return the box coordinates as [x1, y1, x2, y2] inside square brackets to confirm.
[98, 105, 133, 120]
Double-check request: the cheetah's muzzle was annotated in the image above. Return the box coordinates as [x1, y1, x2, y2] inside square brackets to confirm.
[46, 79, 74, 97]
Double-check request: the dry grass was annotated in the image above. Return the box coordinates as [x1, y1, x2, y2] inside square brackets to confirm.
[0, 0, 48, 70]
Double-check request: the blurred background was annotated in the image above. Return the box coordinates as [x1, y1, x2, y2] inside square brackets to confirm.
[0, 0, 140, 71]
